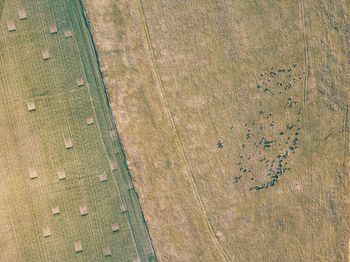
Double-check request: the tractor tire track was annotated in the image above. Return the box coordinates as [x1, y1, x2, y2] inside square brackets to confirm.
[342, 105, 349, 180]
[299, 0, 309, 110]
[337, 2, 350, 183]
[136, 0, 230, 261]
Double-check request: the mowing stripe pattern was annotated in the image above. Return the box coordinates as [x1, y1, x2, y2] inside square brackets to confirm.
[0, 0, 155, 261]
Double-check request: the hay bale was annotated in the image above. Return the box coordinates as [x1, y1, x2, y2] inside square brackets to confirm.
[109, 159, 117, 171]
[42, 49, 50, 60]
[18, 9, 27, 20]
[64, 30, 73, 38]
[76, 79, 84, 87]
[49, 25, 58, 34]
[99, 173, 108, 182]
[127, 181, 134, 191]
[42, 226, 51, 237]
[103, 247, 111, 257]
[64, 137, 73, 149]
[74, 241, 83, 252]
[111, 223, 119, 232]
[79, 206, 88, 216]
[86, 117, 94, 125]
[57, 170, 66, 180]
[26, 101, 36, 112]
[51, 207, 60, 215]
[109, 129, 117, 140]
[7, 21, 16, 32]
[120, 203, 128, 213]
[29, 168, 38, 179]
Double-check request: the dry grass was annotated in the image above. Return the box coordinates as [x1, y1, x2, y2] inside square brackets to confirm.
[84, 0, 350, 261]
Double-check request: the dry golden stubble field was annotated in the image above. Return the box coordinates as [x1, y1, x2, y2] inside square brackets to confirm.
[84, 0, 349, 261]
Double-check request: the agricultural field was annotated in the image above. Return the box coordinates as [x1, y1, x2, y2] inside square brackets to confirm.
[0, 0, 154, 261]
[84, 0, 350, 261]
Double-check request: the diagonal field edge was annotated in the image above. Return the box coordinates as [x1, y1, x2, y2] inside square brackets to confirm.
[71, 0, 157, 260]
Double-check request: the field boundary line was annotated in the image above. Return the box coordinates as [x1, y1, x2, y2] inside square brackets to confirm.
[54, 0, 132, 252]
[72, 0, 158, 260]
[136, 0, 230, 261]
[65, 1, 140, 259]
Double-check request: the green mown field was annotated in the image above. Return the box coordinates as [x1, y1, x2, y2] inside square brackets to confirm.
[0, 1, 4, 19]
[0, 0, 154, 261]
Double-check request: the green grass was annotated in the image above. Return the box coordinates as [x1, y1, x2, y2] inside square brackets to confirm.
[0, 0, 154, 261]
[0, 1, 4, 19]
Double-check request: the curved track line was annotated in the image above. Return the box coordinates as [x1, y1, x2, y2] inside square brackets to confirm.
[136, 1, 230, 261]
[299, 0, 309, 110]
[338, 1, 349, 180]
